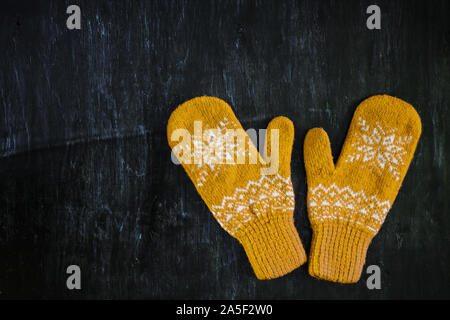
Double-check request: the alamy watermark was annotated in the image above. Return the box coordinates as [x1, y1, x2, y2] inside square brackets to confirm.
[169, 121, 280, 175]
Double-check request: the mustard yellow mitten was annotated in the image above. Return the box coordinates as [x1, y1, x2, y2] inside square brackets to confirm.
[304, 95, 422, 283]
[167, 97, 307, 280]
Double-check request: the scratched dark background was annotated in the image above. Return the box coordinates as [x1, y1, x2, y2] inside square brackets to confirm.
[0, 0, 449, 299]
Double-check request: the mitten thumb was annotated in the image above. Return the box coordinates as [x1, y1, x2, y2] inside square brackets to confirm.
[262, 116, 294, 177]
[304, 128, 335, 181]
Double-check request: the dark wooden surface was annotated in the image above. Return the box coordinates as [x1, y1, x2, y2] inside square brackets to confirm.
[0, 0, 449, 299]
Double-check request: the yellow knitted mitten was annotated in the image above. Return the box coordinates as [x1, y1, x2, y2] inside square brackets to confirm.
[304, 95, 421, 283]
[167, 97, 307, 280]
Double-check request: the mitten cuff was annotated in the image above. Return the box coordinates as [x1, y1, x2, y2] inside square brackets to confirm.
[236, 214, 307, 280]
[309, 222, 373, 283]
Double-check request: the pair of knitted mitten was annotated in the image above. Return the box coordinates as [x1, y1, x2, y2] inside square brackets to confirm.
[167, 95, 421, 282]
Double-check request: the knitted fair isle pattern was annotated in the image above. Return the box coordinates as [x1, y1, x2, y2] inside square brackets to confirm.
[304, 95, 422, 283]
[168, 96, 306, 280]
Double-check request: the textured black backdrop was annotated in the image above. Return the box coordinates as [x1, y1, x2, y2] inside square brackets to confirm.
[0, 0, 449, 299]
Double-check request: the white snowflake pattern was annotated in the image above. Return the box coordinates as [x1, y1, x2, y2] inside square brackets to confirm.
[192, 118, 250, 187]
[345, 117, 412, 180]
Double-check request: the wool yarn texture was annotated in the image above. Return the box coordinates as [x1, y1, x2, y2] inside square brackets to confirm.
[167, 97, 307, 280]
[304, 95, 422, 283]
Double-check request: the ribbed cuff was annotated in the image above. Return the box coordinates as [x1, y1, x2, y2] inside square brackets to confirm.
[309, 222, 373, 283]
[236, 214, 307, 280]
